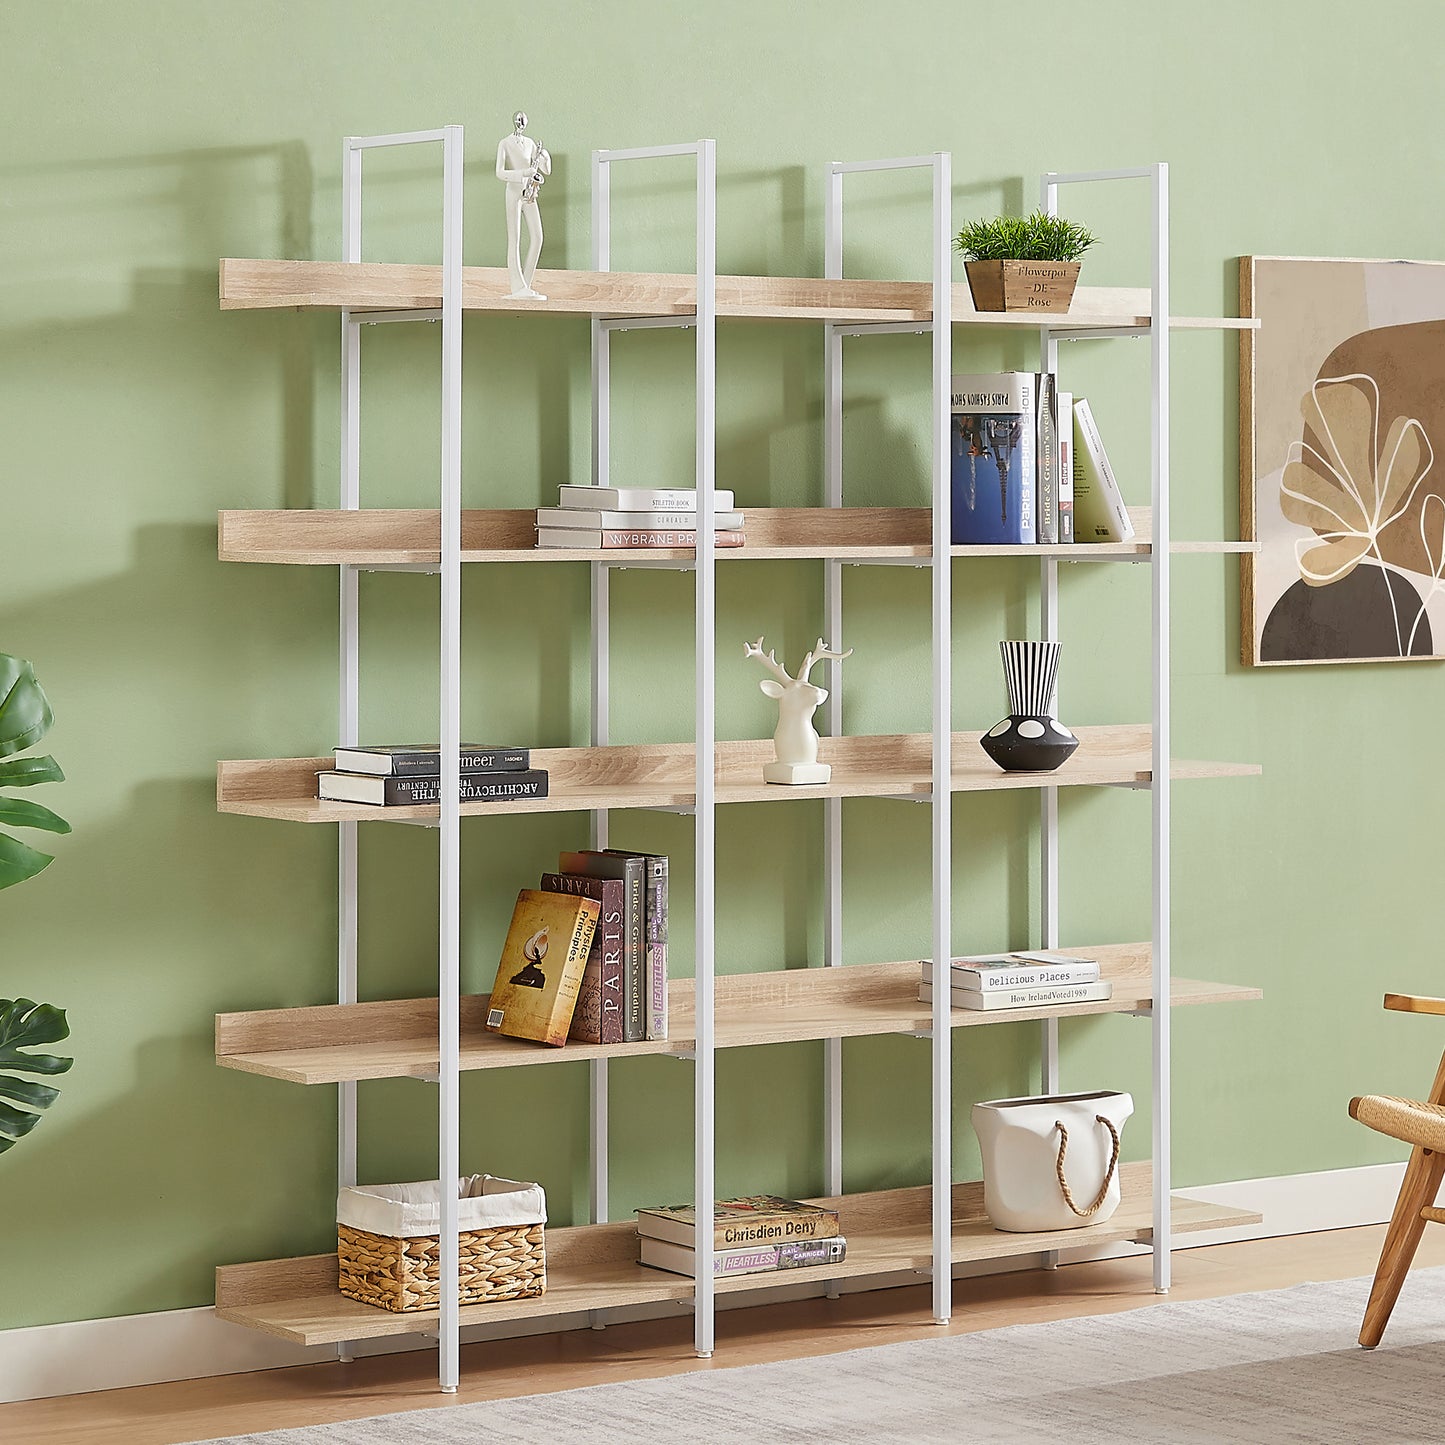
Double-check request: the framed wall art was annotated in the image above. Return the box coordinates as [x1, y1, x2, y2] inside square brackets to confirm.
[1241, 255, 1445, 666]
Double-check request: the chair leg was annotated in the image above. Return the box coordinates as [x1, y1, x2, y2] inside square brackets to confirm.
[1359, 1145, 1445, 1348]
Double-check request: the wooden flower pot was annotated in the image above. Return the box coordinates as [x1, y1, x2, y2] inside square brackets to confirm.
[964, 259, 1081, 314]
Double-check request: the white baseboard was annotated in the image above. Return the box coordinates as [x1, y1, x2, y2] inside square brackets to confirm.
[0, 1161, 1408, 1406]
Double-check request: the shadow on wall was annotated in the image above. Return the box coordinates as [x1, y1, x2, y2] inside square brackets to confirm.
[0, 521, 336, 757]
[0, 140, 322, 510]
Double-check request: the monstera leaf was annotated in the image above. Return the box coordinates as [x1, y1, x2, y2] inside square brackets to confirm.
[0, 654, 69, 889]
[0, 999, 72, 1153]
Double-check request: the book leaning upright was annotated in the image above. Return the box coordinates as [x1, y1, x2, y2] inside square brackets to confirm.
[1071, 397, 1135, 542]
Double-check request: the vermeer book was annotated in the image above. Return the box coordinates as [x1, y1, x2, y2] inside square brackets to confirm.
[318, 770, 548, 805]
[950, 372, 1038, 545]
[332, 744, 530, 776]
[636, 1195, 840, 1250]
[484, 889, 599, 1046]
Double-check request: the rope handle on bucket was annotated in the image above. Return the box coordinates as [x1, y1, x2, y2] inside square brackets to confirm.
[1054, 1113, 1121, 1218]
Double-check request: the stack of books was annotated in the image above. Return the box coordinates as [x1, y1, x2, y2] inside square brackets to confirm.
[483, 848, 669, 1048]
[317, 744, 548, 805]
[535, 485, 746, 550]
[636, 1195, 846, 1279]
[950, 373, 1132, 546]
[919, 950, 1110, 1012]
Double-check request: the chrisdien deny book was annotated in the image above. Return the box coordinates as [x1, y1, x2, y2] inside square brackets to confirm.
[636, 1195, 840, 1250]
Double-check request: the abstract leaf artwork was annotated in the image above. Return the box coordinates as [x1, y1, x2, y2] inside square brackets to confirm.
[1241, 257, 1445, 665]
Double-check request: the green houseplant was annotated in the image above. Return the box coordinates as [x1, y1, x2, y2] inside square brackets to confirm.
[0, 652, 73, 1154]
[954, 211, 1097, 314]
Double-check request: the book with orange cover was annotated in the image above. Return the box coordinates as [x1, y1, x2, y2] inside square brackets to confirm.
[484, 889, 600, 1046]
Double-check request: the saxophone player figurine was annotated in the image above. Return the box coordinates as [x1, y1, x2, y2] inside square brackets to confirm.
[496, 110, 551, 300]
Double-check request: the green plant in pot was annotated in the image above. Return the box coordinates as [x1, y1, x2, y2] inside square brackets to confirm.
[0, 652, 73, 1155]
[954, 211, 1097, 315]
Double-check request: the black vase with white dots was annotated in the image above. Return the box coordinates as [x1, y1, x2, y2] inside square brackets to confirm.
[979, 640, 1079, 772]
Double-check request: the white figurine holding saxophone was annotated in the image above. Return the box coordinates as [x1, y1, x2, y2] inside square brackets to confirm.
[744, 637, 853, 784]
[496, 110, 550, 300]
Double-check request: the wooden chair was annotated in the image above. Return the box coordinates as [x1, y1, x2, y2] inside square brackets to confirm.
[1349, 991, 1445, 1347]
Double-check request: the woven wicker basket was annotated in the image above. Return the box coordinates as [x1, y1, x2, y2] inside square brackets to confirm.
[337, 1175, 546, 1313]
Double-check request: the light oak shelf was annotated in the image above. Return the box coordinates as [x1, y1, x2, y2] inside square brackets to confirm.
[213, 1162, 1262, 1346]
[215, 945, 1260, 1085]
[219, 506, 1256, 567]
[221, 259, 1257, 331]
[216, 728, 1259, 825]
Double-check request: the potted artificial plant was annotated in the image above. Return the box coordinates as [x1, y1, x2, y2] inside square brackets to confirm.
[0, 652, 73, 1155]
[955, 211, 1097, 314]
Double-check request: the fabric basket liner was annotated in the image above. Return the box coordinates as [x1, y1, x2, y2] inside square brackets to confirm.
[337, 1174, 546, 1238]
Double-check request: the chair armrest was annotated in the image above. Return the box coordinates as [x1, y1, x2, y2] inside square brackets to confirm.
[1385, 993, 1445, 1015]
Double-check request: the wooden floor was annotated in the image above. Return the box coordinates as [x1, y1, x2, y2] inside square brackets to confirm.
[4, 1224, 1437, 1445]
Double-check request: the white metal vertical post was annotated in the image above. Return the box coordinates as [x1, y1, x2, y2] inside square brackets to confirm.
[336, 136, 364, 1370]
[1038, 177, 1061, 1100]
[693, 137, 718, 1360]
[1150, 161, 1172, 1294]
[436, 123, 465, 1392]
[822, 162, 845, 1207]
[588, 149, 612, 1238]
[929, 151, 953, 1327]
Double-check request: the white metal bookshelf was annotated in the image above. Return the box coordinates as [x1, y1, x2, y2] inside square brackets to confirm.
[211, 127, 1262, 1393]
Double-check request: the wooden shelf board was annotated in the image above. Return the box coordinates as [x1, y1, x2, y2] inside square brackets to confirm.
[215, 947, 1261, 1085]
[216, 728, 1260, 825]
[213, 1163, 1261, 1346]
[218, 507, 1256, 567]
[219, 259, 1256, 331]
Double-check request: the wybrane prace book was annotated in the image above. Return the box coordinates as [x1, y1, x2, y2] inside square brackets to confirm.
[536, 528, 745, 549]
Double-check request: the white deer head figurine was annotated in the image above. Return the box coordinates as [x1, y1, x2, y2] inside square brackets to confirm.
[744, 635, 854, 785]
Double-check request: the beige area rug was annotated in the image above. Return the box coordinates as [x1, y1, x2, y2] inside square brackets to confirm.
[204, 1268, 1445, 1444]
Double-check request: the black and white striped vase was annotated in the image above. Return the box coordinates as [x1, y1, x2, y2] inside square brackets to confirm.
[980, 640, 1079, 772]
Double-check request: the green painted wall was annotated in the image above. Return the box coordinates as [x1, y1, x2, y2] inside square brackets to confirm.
[2, 0, 1441, 1331]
